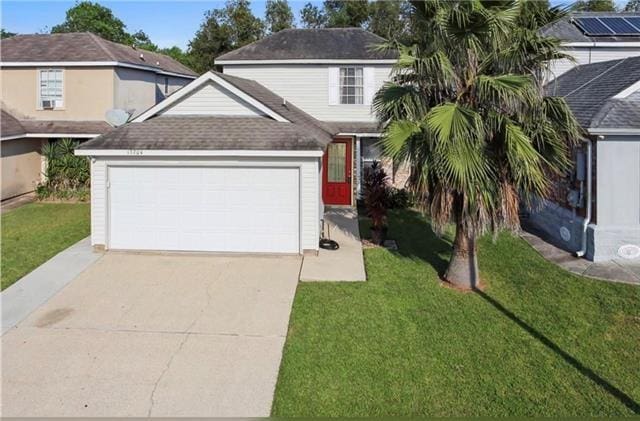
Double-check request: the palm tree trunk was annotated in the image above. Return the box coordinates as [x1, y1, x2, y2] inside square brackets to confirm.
[443, 222, 479, 290]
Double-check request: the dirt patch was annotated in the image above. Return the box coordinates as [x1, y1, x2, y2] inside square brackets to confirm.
[34, 308, 74, 328]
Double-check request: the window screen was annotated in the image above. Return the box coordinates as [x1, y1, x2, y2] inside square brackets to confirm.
[339, 67, 363, 105]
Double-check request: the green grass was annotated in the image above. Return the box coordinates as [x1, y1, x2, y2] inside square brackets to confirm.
[272, 209, 640, 416]
[1, 202, 90, 290]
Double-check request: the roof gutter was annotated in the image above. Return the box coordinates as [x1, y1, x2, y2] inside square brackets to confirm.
[1, 133, 102, 141]
[74, 149, 324, 158]
[564, 42, 640, 47]
[587, 128, 640, 135]
[216, 59, 398, 65]
[0, 61, 196, 79]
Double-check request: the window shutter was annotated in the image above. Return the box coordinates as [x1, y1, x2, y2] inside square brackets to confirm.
[363, 67, 375, 106]
[328, 67, 339, 105]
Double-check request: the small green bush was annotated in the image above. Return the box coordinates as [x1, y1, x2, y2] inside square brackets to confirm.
[387, 187, 413, 209]
[37, 138, 90, 201]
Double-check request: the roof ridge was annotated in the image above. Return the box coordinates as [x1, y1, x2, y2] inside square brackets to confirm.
[563, 57, 629, 98]
[86, 32, 117, 61]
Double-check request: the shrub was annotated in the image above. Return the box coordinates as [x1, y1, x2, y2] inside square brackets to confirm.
[37, 138, 90, 201]
[387, 187, 413, 209]
[363, 161, 390, 244]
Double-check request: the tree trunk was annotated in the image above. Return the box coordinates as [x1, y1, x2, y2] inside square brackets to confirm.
[443, 222, 480, 290]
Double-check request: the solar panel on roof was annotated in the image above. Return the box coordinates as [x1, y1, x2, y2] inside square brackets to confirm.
[599, 17, 640, 34]
[625, 17, 640, 30]
[574, 17, 614, 35]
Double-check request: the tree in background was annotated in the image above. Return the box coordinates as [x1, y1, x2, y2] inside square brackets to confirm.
[324, 0, 370, 27]
[572, 0, 617, 11]
[158, 46, 194, 68]
[52, 1, 130, 43]
[624, 0, 640, 11]
[368, 0, 410, 39]
[0, 29, 16, 39]
[51, 1, 157, 50]
[189, 0, 264, 73]
[300, 2, 327, 28]
[265, 0, 295, 33]
[374, 0, 580, 289]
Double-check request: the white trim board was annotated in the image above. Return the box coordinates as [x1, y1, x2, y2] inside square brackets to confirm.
[132, 71, 289, 123]
[217, 59, 397, 65]
[0, 61, 196, 79]
[75, 149, 324, 157]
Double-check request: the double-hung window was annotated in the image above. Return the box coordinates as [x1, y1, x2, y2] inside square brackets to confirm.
[339, 67, 363, 105]
[39, 69, 64, 109]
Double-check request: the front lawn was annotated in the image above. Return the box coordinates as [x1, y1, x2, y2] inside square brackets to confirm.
[273, 210, 640, 416]
[1, 202, 90, 290]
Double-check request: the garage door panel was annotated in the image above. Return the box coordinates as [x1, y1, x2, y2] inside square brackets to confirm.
[108, 166, 300, 253]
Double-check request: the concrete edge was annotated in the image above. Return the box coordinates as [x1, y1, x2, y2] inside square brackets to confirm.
[1, 236, 103, 335]
[519, 231, 639, 286]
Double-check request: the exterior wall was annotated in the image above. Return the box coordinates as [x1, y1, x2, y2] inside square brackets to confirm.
[113, 67, 157, 118]
[529, 135, 640, 262]
[1, 67, 114, 120]
[1, 138, 44, 200]
[222, 64, 392, 121]
[89, 156, 321, 253]
[591, 135, 640, 261]
[155, 74, 190, 103]
[549, 46, 640, 79]
[160, 81, 264, 116]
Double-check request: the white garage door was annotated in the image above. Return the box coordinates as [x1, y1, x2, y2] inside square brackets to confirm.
[108, 166, 299, 253]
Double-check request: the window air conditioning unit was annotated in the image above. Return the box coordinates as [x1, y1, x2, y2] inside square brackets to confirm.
[41, 100, 54, 109]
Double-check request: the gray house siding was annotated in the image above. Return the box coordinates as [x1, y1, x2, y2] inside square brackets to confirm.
[528, 135, 640, 262]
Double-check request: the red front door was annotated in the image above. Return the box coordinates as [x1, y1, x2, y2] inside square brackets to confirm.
[322, 139, 352, 205]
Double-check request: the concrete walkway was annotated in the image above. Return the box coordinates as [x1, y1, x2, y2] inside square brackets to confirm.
[1, 252, 301, 417]
[521, 229, 640, 285]
[300, 207, 366, 281]
[1, 237, 103, 335]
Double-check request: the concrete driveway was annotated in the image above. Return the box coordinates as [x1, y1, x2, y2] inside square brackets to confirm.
[1, 252, 301, 417]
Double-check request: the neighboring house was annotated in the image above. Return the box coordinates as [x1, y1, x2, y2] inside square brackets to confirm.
[0, 32, 197, 200]
[216, 28, 405, 204]
[528, 56, 640, 262]
[542, 12, 640, 78]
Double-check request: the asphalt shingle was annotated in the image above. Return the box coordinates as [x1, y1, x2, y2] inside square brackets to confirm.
[216, 28, 397, 62]
[1, 33, 196, 77]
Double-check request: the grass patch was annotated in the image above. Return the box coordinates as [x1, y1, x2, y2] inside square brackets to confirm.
[272, 209, 640, 416]
[1, 202, 90, 290]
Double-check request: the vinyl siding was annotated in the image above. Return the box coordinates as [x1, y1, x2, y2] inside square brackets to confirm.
[160, 81, 265, 116]
[89, 156, 320, 252]
[549, 46, 640, 79]
[596, 135, 640, 226]
[222, 64, 392, 121]
[90, 158, 107, 246]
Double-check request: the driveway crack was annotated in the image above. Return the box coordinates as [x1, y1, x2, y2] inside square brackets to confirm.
[147, 332, 189, 417]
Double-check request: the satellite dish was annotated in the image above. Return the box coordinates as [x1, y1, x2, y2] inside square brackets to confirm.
[105, 109, 130, 127]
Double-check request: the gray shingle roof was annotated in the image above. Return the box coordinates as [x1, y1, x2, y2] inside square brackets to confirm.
[76, 116, 324, 151]
[1, 107, 112, 139]
[1, 109, 26, 137]
[325, 121, 381, 133]
[546, 56, 640, 128]
[216, 28, 397, 62]
[0, 32, 197, 77]
[591, 98, 640, 129]
[540, 12, 640, 42]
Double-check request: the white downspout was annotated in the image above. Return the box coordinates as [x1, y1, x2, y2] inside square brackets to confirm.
[575, 136, 597, 258]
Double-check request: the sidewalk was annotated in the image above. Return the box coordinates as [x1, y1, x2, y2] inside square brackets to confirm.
[1, 237, 103, 334]
[520, 228, 640, 285]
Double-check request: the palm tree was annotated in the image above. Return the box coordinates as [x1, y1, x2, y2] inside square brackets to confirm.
[373, 0, 581, 289]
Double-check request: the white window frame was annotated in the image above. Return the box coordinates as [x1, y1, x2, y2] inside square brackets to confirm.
[37, 68, 64, 110]
[339, 66, 364, 105]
